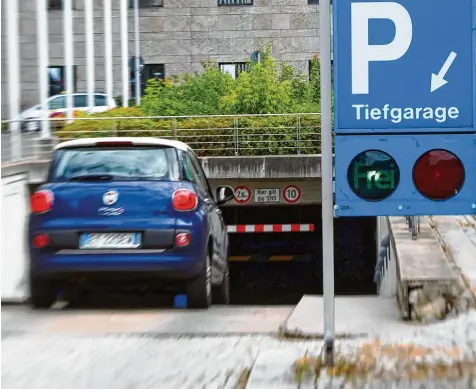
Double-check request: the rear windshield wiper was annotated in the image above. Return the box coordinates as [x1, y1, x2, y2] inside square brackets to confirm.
[67, 174, 115, 182]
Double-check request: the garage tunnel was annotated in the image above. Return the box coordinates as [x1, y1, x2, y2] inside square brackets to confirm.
[213, 180, 378, 305]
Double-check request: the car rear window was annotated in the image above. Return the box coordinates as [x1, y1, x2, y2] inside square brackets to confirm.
[49, 146, 180, 182]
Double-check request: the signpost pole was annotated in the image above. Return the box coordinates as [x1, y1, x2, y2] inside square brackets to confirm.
[133, 0, 141, 106]
[6, 0, 21, 160]
[319, 0, 335, 365]
[63, 0, 74, 121]
[85, 0, 95, 112]
[104, 0, 113, 104]
[37, 0, 50, 138]
[120, 0, 129, 108]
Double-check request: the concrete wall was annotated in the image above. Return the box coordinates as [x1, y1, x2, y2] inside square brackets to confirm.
[209, 179, 322, 206]
[1, 154, 325, 184]
[1, 0, 321, 115]
[1, 173, 30, 301]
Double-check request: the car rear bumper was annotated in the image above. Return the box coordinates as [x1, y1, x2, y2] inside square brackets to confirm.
[30, 248, 205, 279]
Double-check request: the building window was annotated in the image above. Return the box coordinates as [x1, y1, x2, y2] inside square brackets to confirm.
[309, 60, 333, 81]
[218, 0, 253, 6]
[130, 64, 165, 98]
[143, 64, 165, 82]
[48, 0, 62, 10]
[129, 0, 164, 7]
[48, 66, 77, 97]
[219, 63, 248, 79]
[48, 0, 76, 10]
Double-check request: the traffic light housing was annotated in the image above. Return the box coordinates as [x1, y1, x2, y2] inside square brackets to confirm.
[334, 134, 476, 217]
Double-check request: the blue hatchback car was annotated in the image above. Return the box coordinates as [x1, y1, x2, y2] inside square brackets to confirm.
[28, 137, 235, 309]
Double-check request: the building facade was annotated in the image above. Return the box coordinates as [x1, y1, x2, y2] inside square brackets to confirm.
[1, 0, 321, 114]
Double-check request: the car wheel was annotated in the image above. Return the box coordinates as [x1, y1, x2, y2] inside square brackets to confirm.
[186, 252, 212, 309]
[29, 275, 56, 309]
[212, 263, 230, 305]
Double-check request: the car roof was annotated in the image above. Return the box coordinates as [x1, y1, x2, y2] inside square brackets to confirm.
[72, 92, 108, 96]
[54, 137, 193, 152]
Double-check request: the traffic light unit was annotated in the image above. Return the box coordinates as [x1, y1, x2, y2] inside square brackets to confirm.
[334, 134, 476, 217]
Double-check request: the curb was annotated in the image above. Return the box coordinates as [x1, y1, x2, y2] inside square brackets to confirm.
[429, 216, 476, 311]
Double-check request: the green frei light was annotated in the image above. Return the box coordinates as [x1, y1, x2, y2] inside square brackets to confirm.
[347, 150, 400, 201]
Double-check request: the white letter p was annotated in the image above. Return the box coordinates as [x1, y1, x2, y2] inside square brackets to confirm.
[351, 2, 412, 95]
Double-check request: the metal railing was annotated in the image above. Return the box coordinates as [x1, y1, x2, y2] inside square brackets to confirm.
[406, 215, 421, 240]
[376, 215, 423, 297]
[376, 216, 398, 297]
[1, 130, 55, 164]
[1, 113, 323, 164]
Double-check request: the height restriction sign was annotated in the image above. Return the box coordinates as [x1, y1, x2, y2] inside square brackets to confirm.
[234, 185, 251, 204]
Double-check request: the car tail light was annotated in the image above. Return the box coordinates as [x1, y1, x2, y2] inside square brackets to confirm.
[172, 189, 198, 211]
[175, 232, 191, 247]
[31, 190, 54, 214]
[32, 234, 50, 248]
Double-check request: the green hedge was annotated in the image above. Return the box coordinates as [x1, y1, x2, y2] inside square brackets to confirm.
[56, 107, 321, 156]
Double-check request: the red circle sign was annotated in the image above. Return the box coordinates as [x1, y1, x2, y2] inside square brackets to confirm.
[234, 185, 251, 204]
[283, 185, 301, 204]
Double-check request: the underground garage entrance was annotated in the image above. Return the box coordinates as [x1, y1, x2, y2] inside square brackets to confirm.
[224, 205, 378, 305]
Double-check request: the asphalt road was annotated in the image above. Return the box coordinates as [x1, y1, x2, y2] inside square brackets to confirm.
[3, 306, 476, 389]
[1, 304, 306, 389]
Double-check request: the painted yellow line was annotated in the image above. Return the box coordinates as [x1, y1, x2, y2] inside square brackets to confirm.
[268, 256, 294, 261]
[229, 256, 252, 262]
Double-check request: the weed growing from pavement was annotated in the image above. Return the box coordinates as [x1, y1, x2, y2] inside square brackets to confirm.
[293, 340, 476, 385]
[235, 368, 251, 389]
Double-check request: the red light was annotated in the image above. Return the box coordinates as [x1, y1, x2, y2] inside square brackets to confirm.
[31, 190, 54, 213]
[32, 234, 50, 248]
[175, 232, 191, 247]
[172, 189, 198, 211]
[95, 141, 134, 146]
[412, 149, 465, 201]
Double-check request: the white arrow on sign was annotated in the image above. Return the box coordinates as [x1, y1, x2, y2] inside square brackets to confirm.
[431, 51, 457, 93]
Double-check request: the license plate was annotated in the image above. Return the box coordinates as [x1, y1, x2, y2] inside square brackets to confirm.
[79, 232, 141, 249]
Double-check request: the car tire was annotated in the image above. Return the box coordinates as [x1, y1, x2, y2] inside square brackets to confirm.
[212, 263, 230, 305]
[29, 275, 56, 309]
[186, 252, 212, 309]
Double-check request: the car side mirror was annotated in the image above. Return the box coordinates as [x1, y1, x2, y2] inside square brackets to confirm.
[216, 185, 235, 206]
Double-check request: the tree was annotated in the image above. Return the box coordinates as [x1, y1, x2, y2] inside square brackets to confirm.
[141, 41, 321, 116]
[309, 53, 321, 104]
[141, 60, 234, 116]
[220, 44, 294, 114]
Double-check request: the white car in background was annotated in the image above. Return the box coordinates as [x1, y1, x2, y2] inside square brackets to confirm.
[20, 92, 116, 132]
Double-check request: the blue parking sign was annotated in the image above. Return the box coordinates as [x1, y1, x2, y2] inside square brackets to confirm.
[333, 0, 475, 133]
